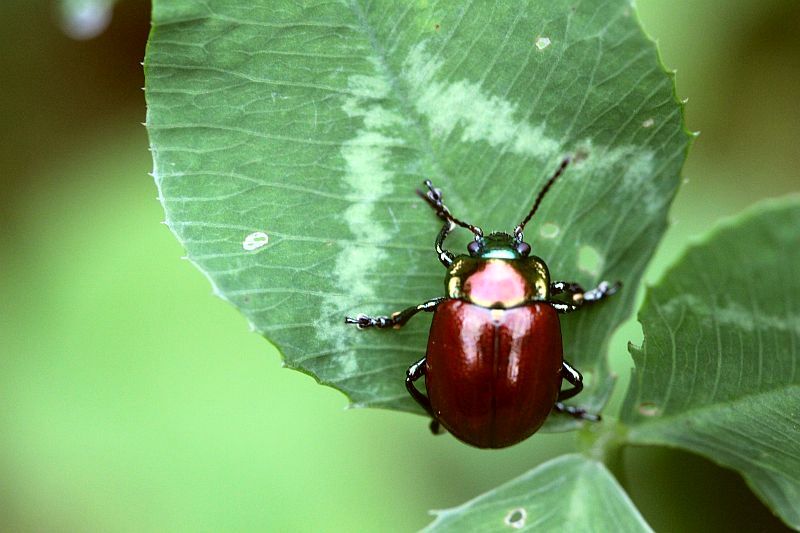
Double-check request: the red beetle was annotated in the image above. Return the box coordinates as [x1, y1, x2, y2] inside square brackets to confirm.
[346, 157, 619, 448]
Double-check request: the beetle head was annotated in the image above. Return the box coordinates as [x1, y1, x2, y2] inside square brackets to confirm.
[467, 232, 531, 259]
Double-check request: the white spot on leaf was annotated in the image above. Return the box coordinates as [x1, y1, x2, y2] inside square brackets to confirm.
[638, 403, 662, 417]
[539, 222, 560, 239]
[242, 231, 269, 251]
[578, 245, 603, 276]
[535, 37, 551, 50]
[642, 118, 655, 128]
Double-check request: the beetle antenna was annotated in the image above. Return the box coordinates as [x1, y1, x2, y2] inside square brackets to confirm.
[513, 156, 571, 240]
[418, 180, 483, 238]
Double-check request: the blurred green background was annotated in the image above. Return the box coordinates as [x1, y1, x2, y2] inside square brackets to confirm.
[1, 1, 797, 531]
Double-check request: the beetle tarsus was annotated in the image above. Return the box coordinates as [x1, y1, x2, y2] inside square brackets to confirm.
[554, 402, 601, 421]
[344, 314, 392, 329]
[583, 280, 622, 302]
[346, 298, 445, 330]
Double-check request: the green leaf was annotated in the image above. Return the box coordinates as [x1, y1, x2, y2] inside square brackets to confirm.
[424, 454, 652, 532]
[621, 196, 800, 528]
[145, 0, 689, 422]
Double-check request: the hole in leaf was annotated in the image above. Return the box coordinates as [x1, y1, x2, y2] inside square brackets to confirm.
[504, 507, 527, 529]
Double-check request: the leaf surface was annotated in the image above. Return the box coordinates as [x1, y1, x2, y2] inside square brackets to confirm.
[622, 196, 800, 528]
[424, 454, 652, 532]
[145, 0, 689, 422]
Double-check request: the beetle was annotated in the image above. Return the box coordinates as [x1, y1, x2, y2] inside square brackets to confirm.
[345, 156, 620, 448]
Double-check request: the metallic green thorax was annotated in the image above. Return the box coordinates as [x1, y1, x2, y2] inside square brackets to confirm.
[445, 233, 551, 308]
[473, 232, 525, 259]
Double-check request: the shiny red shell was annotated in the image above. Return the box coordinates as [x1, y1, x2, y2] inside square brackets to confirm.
[424, 300, 563, 448]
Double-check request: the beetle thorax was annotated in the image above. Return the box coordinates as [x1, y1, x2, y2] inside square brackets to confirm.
[445, 257, 550, 308]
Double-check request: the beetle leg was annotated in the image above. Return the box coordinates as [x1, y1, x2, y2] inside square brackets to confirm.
[582, 280, 621, 302]
[554, 361, 601, 421]
[345, 297, 445, 329]
[558, 360, 584, 401]
[554, 402, 600, 421]
[551, 281, 585, 297]
[550, 302, 580, 314]
[434, 221, 456, 268]
[550, 280, 621, 312]
[406, 357, 442, 434]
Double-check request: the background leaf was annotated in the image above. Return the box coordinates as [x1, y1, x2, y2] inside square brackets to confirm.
[621, 196, 800, 528]
[145, 0, 690, 423]
[424, 454, 652, 532]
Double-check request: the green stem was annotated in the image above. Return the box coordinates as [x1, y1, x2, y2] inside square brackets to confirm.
[577, 416, 629, 476]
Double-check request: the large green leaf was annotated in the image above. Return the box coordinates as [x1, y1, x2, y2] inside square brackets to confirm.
[145, 0, 689, 423]
[424, 454, 652, 532]
[622, 196, 800, 528]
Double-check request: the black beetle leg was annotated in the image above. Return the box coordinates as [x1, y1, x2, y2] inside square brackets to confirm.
[550, 302, 580, 314]
[345, 297, 445, 330]
[553, 402, 600, 421]
[406, 357, 442, 434]
[558, 360, 583, 401]
[551, 281, 586, 297]
[554, 360, 600, 422]
[433, 221, 456, 268]
[551, 280, 622, 308]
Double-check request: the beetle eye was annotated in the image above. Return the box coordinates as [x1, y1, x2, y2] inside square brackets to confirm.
[516, 242, 531, 256]
[467, 240, 482, 255]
